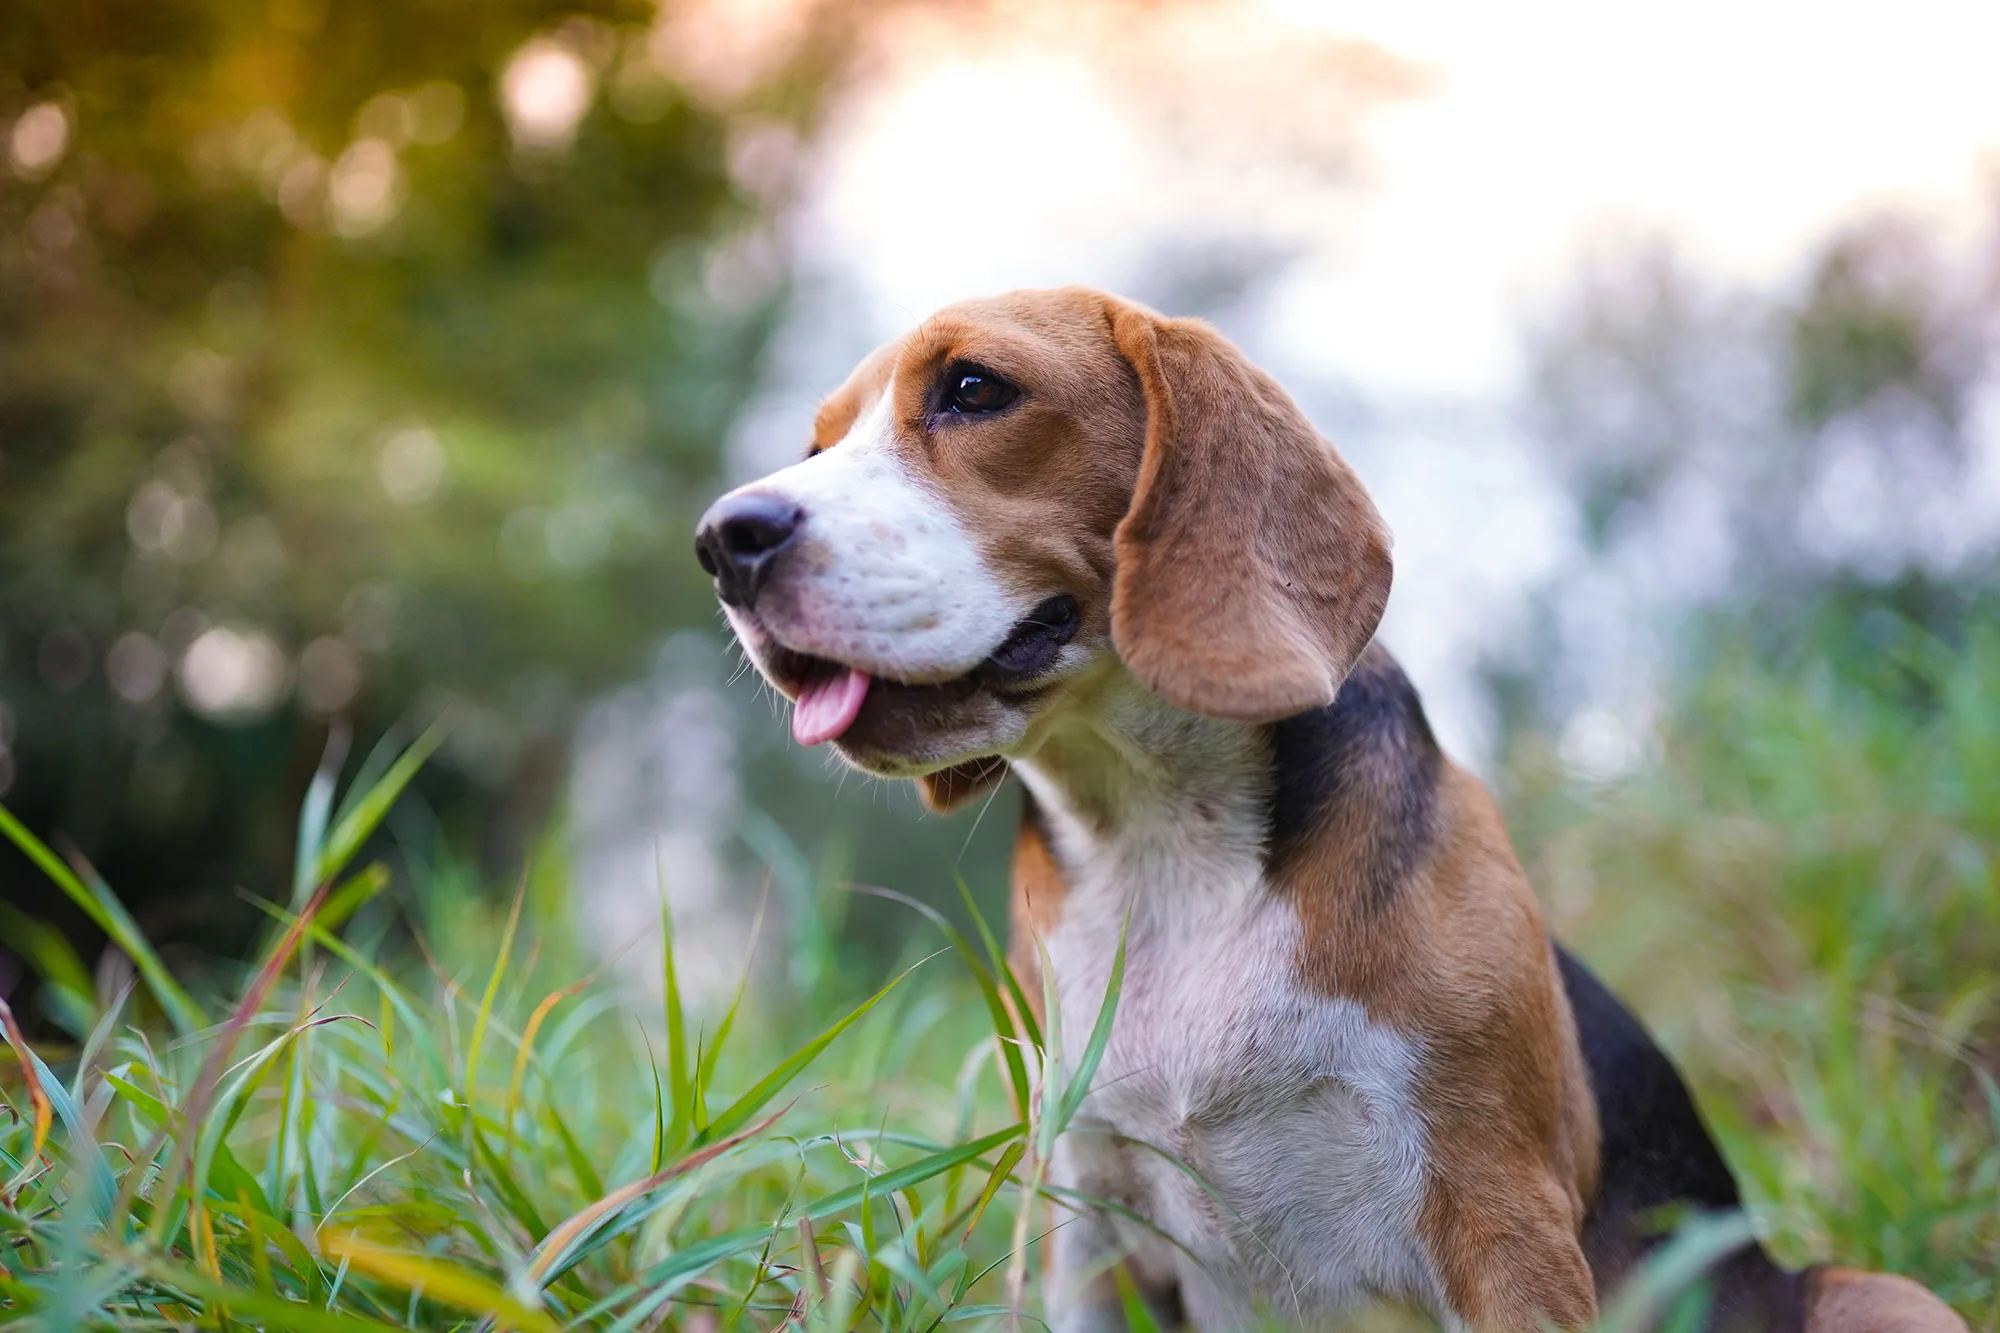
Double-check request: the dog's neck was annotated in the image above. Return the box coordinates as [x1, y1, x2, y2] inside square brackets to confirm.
[1010, 663, 1272, 898]
[1008, 646, 1443, 907]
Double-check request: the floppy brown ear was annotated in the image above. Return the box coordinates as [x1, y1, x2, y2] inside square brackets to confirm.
[917, 757, 1009, 813]
[1107, 300, 1392, 721]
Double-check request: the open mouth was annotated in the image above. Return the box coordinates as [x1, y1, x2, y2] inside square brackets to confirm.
[769, 594, 1079, 747]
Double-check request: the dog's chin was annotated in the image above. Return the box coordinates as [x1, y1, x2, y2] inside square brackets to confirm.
[828, 691, 1028, 779]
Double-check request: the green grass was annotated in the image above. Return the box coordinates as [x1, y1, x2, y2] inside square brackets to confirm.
[1, 620, 1995, 1330]
[0, 728, 1124, 1332]
[1513, 616, 2000, 1324]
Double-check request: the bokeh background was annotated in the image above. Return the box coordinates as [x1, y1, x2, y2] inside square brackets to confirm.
[3, 0, 1998, 1296]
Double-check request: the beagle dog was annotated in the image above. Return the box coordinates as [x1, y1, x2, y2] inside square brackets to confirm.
[694, 288, 1966, 1333]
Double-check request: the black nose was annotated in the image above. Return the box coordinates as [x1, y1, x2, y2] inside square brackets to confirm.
[693, 492, 802, 608]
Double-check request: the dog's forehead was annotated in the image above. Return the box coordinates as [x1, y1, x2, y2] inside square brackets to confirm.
[810, 288, 1130, 451]
[918, 287, 1129, 365]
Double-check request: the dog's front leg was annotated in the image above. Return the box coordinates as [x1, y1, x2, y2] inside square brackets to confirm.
[1045, 1197, 1125, 1333]
[1044, 1134, 1181, 1333]
[1421, 1169, 1596, 1331]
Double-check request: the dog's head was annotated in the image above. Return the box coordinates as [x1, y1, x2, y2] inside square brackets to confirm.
[695, 287, 1392, 810]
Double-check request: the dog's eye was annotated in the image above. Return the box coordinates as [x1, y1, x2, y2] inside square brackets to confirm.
[942, 368, 1018, 416]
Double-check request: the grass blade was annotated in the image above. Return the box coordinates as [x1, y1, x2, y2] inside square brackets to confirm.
[315, 723, 445, 888]
[0, 804, 206, 1037]
[0, 899, 95, 1036]
[571, 1223, 776, 1324]
[152, 876, 335, 1248]
[646, 1034, 667, 1173]
[316, 863, 392, 935]
[692, 952, 940, 1148]
[854, 885, 1034, 1120]
[104, 1070, 273, 1217]
[464, 870, 527, 1110]
[20, 1041, 118, 1225]
[658, 853, 693, 1152]
[294, 724, 351, 907]
[1048, 903, 1128, 1144]
[804, 1124, 1025, 1220]
[503, 962, 608, 1167]
[699, 878, 769, 1096]
[520, 1104, 789, 1291]
[1596, 1211, 1759, 1333]
[958, 876, 1043, 1053]
[961, 1140, 1025, 1243]
[1113, 1261, 1166, 1333]
[133, 1255, 401, 1333]
[0, 996, 52, 1180]
[322, 1230, 558, 1332]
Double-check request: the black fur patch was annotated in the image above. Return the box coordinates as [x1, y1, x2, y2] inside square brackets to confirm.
[1265, 647, 1441, 907]
[1559, 946, 1804, 1330]
[1560, 944, 1740, 1224]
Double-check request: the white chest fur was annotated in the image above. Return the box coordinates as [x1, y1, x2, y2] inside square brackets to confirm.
[1017, 739, 1448, 1326]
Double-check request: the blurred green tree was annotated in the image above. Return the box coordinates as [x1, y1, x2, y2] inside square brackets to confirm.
[1494, 206, 2000, 741]
[0, 0, 798, 1012]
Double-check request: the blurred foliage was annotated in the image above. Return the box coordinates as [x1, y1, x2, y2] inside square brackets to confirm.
[0, 0, 803, 992]
[1499, 199, 2000, 739]
[1786, 220, 1985, 437]
[1493, 194, 2000, 1313]
[1504, 202, 2000, 1309]
[1526, 208, 1995, 572]
[1508, 606, 2000, 1317]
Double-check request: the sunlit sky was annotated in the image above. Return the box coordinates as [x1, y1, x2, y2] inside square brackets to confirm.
[585, 0, 2000, 980]
[753, 0, 2000, 764]
[1268, 0, 2000, 395]
[809, 0, 2000, 398]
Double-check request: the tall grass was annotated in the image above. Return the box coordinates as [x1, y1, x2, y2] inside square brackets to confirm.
[0, 728, 1115, 1332]
[1515, 614, 2000, 1323]
[1, 619, 1994, 1329]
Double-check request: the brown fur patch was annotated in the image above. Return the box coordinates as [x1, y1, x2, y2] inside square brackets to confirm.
[808, 340, 898, 453]
[1006, 799, 1068, 1027]
[1279, 754, 1599, 1328]
[918, 757, 1009, 813]
[1803, 1268, 1969, 1333]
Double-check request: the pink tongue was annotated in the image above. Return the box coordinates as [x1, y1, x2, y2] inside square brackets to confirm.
[792, 668, 871, 746]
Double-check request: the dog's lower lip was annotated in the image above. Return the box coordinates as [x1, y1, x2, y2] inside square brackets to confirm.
[763, 596, 1077, 700]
